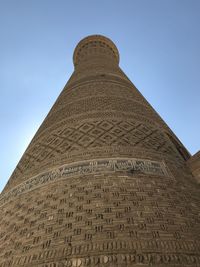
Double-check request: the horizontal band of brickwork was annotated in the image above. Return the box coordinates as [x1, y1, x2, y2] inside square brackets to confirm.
[4, 250, 200, 267]
[0, 158, 171, 207]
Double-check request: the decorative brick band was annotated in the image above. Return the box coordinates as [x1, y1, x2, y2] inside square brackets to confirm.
[0, 158, 170, 207]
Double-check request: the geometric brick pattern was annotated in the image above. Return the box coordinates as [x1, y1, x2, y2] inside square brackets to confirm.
[0, 158, 172, 206]
[0, 173, 200, 266]
[12, 119, 184, 181]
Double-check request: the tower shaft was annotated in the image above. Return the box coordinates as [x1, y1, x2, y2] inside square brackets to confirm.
[0, 35, 199, 267]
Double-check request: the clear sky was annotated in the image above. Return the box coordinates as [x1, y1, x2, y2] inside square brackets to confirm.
[0, 0, 200, 193]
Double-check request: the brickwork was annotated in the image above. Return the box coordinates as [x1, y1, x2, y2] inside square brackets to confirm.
[187, 151, 200, 183]
[0, 35, 199, 266]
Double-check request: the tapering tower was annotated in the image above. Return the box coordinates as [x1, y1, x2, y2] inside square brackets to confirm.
[0, 35, 200, 267]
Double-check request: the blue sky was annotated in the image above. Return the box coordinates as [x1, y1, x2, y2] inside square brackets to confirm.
[0, 0, 200, 192]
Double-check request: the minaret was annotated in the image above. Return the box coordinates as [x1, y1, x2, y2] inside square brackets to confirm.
[0, 35, 199, 266]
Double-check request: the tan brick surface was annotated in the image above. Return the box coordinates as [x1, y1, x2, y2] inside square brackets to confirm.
[0, 35, 199, 266]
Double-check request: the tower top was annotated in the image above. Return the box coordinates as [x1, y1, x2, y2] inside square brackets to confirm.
[73, 34, 120, 67]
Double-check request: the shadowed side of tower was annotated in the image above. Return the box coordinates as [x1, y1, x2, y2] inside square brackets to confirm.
[0, 35, 199, 267]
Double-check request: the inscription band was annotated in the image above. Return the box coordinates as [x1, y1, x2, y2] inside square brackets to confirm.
[0, 158, 170, 207]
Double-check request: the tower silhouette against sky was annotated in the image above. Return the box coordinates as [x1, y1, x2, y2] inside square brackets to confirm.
[0, 35, 199, 267]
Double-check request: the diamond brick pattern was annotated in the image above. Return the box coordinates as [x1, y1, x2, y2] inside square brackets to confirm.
[12, 120, 183, 177]
[10, 119, 189, 182]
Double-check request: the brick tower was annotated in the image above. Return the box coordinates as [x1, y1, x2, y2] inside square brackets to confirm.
[0, 35, 200, 267]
